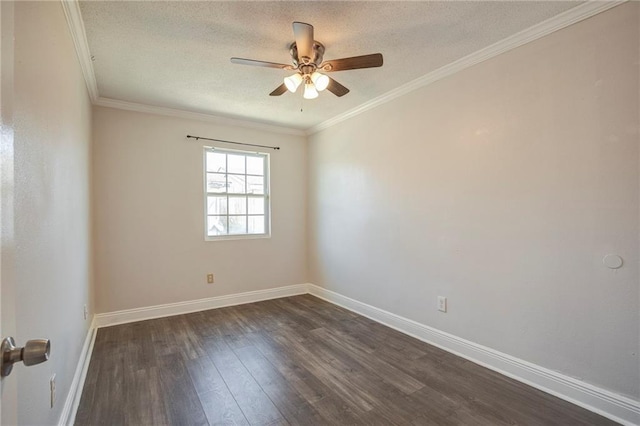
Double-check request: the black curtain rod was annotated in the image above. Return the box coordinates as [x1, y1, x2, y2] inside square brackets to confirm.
[186, 135, 280, 150]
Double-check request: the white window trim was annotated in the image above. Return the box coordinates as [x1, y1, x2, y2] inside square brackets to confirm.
[203, 146, 271, 241]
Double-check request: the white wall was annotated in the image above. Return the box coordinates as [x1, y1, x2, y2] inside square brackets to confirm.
[308, 3, 639, 400]
[12, 1, 93, 424]
[92, 107, 307, 313]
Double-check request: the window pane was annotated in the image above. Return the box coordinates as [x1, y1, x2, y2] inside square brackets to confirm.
[229, 196, 247, 214]
[206, 152, 226, 173]
[248, 216, 265, 234]
[204, 149, 269, 239]
[248, 197, 264, 214]
[227, 154, 245, 174]
[247, 176, 264, 194]
[228, 216, 247, 234]
[228, 174, 246, 194]
[247, 156, 264, 176]
[207, 216, 227, 236]
[207, 196, 227, 215]
[207, 173, 227, 193]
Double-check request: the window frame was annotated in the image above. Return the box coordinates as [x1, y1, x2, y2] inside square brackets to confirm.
[203, 146, 271, 241]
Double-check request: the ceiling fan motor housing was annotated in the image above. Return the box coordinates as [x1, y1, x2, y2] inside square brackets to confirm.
[290, 42, 325, 70]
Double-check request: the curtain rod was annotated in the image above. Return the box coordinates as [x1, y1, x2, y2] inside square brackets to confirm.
[186, 135, 280, 150]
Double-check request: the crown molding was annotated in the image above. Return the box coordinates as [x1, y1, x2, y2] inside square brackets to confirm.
[94, 97, 307, 137]
[307, 0, 626, 135]
[62, 0, 624, 137]
[60, 0, 303, 136]
[61, 0, 98, 102]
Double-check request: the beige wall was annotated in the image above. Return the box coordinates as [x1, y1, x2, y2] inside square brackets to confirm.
[12, 1, 93, 424]
[92, 107, 307, 313]
[308, 3, 639, 400]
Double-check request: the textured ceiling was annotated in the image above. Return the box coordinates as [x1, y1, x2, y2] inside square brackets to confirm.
[79, 1, 580, 130]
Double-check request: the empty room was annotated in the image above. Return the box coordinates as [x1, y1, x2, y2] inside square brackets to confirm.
[0, 0, 638, 425]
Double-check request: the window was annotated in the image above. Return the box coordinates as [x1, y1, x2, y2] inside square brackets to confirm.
[204, 147, 270, 239]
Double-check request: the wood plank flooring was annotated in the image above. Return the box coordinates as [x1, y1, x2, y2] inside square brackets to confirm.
[75, 295, 617, 425]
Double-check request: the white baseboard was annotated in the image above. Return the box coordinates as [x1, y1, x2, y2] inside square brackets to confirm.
[64, 284, 639, 426]
[93, 284, 308, 328]
[61, 284, 307, 424]
[58, 323, 97, 426]
[307, 284, 640, 426]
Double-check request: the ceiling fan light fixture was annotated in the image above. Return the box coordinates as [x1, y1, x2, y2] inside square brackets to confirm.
[284, 73, 303, 92]
[311, 72, 330, 91]
[303, 82, 319, 99]
[231, 22, 381, 99]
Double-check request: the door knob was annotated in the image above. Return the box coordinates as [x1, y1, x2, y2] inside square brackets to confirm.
[1, 337, 50, 377]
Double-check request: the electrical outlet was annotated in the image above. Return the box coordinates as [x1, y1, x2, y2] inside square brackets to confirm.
[437, 296, 447, 313]
[50, 374, 56, 408]
[83, 304, 88, 320]
[207, 273, 214, 284]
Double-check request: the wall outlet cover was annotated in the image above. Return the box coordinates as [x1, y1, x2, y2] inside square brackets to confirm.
[437, 296, 447, 313]
[50, 374, 56, 408]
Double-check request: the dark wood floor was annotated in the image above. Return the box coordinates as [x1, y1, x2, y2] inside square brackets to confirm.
[75, 295, 616, 426]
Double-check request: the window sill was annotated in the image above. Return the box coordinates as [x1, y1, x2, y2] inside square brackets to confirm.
[204, 233, 271, 242]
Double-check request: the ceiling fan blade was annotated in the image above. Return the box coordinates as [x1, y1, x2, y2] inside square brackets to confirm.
[326, 77, 349, 97]
[292, 22, 314, 59]
[231, 57, 291, 69]
[321, 53, 383, 72]
[269, 83, 288, 96]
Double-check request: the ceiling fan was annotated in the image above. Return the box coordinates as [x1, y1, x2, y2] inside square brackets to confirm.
[231, 22, 383, 99]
